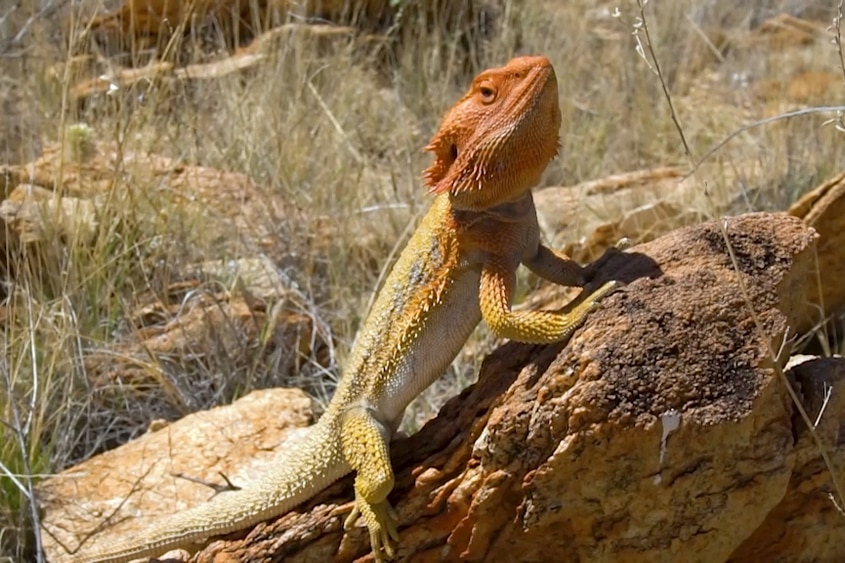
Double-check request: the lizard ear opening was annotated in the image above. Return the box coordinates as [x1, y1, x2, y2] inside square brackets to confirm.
[423, 135, 458, 193]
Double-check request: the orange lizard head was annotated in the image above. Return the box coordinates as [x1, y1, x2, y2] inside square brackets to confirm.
[423, 55, 561, 210]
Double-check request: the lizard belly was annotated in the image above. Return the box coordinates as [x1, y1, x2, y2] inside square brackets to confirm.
[379, 271, 482, 426]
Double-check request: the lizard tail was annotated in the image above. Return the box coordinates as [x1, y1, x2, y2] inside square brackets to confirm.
[71, 418, 350, 563]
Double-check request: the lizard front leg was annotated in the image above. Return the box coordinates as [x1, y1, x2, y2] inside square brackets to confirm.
[480, 256, 619, 344]
[523, 241, 629, 287]
[340, 405, 399, 562]
[522, 244, 589, 287]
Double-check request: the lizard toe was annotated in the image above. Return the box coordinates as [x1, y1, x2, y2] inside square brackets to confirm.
[343, 505, 361, 532]
[355, 498, 398, 561]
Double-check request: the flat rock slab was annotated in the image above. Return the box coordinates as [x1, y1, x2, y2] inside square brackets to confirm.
[39, 389, 314, 561]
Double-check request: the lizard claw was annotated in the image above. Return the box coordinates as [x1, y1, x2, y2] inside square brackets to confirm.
[344, 497, 399, 561]
[587, 280, 624, 306]
[572, 279, 623, 319]
[581, 242, 628, 282]
[343, 504, 361, 532]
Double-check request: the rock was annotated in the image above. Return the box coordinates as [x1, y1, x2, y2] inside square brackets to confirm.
[68, 24, 369, 103]
[755, 70, 842, 106]
[533, 166, 685, 245]
[38, 388, 315, 561]
[533, 166, 718, 261]
[543, 164, 845, 340]
[750, 13, 825, 49]
[190, 256, 293, 301]
[0, 139, 296, 261]
[83, 280, 328, 401]
[69, 0, 504, 105]
[0, 183, 98, 245]
[40, 212, 838, 561]
[374, 212, 820, 562]
[786, 171, 845, 333]
[0, 140, 326, 411]
[86, 0, 280, 55]
[566, 200, 706, 263]
[83, 0, 394, 57]
[731, 355, 845, 561]
[83, 0, 499, 57]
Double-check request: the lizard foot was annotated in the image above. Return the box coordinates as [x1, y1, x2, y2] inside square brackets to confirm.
[567, 279, 623, 322]
[584, 279, 624, 307]
[581, 241, 629, 283]
[344, 498, 399, 562]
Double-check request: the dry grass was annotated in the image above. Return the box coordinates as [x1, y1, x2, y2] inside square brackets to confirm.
[1, 0, 844, 560]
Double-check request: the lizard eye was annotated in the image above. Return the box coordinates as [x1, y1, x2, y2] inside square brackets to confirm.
[478, 83, 497, 104]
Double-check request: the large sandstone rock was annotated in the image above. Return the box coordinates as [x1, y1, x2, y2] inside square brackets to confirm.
[731, 355, 845, 561]
[39, 213, 842, 562]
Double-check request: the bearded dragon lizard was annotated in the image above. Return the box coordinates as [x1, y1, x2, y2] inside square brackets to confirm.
[66, 55, 619, 563]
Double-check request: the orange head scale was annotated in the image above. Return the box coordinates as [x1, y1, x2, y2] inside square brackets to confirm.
[423, 55, 562, 211]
